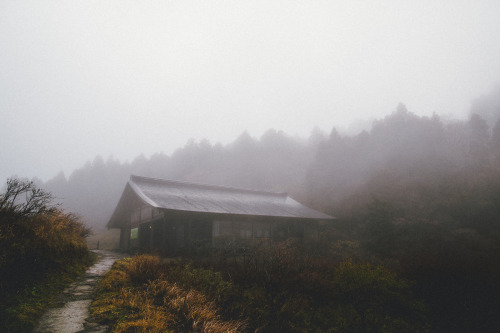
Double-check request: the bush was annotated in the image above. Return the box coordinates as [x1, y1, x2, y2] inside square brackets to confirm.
[0, 178, 93, 331]
[93, 247, 428, 332]
[126, 254, 164, 285]
[330, 260, 427, 332]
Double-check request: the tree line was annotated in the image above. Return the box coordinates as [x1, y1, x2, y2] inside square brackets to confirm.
[42, 85, 500, 234]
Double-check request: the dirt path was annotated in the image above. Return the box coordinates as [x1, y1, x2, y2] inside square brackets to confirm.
[33, 250, 125, 333]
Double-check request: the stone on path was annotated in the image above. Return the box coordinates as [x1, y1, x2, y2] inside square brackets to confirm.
[34, 250, 125, 333]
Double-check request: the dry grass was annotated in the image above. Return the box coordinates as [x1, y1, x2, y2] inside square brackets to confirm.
[127, 254, 164, 285]
[147, 280, 246, 333]
[0, 179, 94, 331]
[91, 255, 246, 332]
[91, 248, 429, 332]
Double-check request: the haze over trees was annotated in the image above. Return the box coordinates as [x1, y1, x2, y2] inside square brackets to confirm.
[41, 85, 500, 233]
[2, 1, 500, 330]
[36, 86, 500, 331]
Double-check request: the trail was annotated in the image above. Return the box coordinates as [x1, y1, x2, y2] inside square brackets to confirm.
[34, 250, 125, 333]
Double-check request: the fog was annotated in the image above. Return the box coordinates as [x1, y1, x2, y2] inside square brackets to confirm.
[1, 1, 500, 183]
[3, 3, 500, 329]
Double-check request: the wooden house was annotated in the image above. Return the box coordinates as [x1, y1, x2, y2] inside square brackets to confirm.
[107, 175, 333, 254]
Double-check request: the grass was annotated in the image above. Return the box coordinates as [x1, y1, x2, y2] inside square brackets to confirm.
[0, 252, 98, 332]
[91, 252, 427, 332]
[91, 255, 246, 332]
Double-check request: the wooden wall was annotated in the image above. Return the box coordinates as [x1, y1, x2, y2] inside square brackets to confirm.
[120, 207, 319, 255]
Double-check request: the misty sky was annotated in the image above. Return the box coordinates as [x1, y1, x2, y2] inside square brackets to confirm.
[1, 0, 500, 183]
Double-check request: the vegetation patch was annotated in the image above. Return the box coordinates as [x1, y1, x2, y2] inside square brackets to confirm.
[91, 255, 246, 332]
[0, 257, 95, 332]
[92, 250, 426, 332]
[0, 178, 94, 332]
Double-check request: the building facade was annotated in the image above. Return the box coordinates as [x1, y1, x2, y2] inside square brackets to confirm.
[107, 175, 333, 255]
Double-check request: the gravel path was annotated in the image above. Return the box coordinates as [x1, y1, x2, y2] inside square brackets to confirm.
[33, 250, 125, 333]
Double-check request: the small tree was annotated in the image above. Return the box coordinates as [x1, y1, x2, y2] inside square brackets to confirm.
[0, 178, 58, 218]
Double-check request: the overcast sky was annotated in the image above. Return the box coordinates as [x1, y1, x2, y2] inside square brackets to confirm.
[1, 0, 500, 183]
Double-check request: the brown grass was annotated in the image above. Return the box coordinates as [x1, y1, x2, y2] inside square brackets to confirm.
[91, 255, 246, 332]
[147, 280, 246, 333]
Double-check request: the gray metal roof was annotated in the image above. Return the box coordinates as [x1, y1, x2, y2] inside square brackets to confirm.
[107, 175, 333, 228]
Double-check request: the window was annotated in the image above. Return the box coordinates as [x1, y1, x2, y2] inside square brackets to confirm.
[130, 228, 138, 240]
[253, 221, 270, 238]
[235, 221, 252, 238]
[213, 220, 233, 237]
[213, 221, 220, 237]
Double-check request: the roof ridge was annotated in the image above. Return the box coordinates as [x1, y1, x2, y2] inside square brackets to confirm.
[129, 175, 288, 197]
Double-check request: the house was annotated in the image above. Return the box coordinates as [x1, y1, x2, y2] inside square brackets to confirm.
[107, 175, 334, 254]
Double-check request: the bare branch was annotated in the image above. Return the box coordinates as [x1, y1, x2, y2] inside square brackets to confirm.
[0, 177, 59, 218]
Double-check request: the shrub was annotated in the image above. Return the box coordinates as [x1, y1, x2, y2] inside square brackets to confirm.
[93, 247, 428, 332]
[0, 178, 93, 331]
[126, 254, 164, 285]
[330, 259, 427, 332]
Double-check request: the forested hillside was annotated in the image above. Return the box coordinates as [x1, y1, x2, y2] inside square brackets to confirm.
[42, 86, 500, 234]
